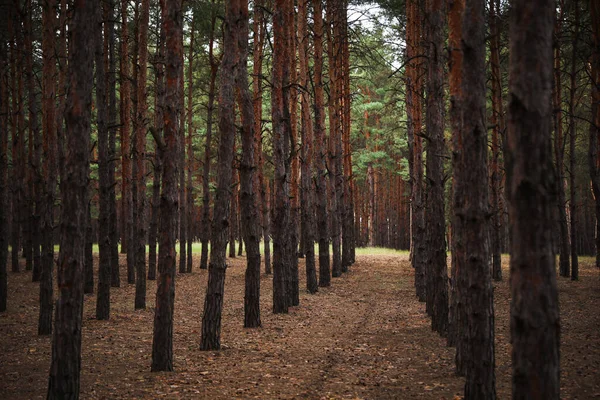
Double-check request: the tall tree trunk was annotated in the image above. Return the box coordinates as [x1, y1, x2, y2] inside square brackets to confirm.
[186, 15, 195, 274]
[201, 0, 240, 348]
[96, 1, 112, 320]
[449, 0, 496, 395]
[589, 0, 600, 270]
[38, 0, 57, 331]
[235, 0, 263, 327]
[424, 0, 448, 337]
[106, 0, 120, 288]
[507, 0, 560, 398]
[299, 0, 317, 294]
[0, 37, 8, 312]
[149, 12, 165, 281]
[178, 48, 187, 273]
[47, 0, 94, 395]
[287, 0, 299, 307]
[271, 0, 293, 313]
[341, 0, 355, 269]
[134, 0, 150, 309]
[406, 0, 426, 302]
[121, 0, 134, 288]
[554, 0, 570, 277]
[313, 0, 330, 288]
[8, 13, 21, 274]
[568, 0, 579, 281]
[24, 0, 42, 281]
[200, 3, 219, 271]
[252, 0, 270, 275]
[151, 0, 181, 372]
[327, 0, 342, 279]
[488, 0, 503, 281]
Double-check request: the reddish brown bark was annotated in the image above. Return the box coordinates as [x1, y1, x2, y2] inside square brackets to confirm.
[298, 0, 317, 294]
[0, 34, 8, 312]
[120, 0, 133, 276]
[313, 0, 330, 287]
[186, 15, 195, 274]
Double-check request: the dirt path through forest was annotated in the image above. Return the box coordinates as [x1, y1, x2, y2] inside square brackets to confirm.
[1, 250, 599, 399]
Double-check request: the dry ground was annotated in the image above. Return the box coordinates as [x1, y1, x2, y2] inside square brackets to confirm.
[1, 249, 599, 399]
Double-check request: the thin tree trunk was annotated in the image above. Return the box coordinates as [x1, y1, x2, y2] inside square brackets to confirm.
[0, 37, 8, 312]
[186, 15, 195, 273]
[201, 0, 240, 348]
[47, 0, 94, 395]
[488, 0, 503, 281]
[38, 0, 57, 331]
[151, 0, 181, 372]
[299, 0, 317, 294]
[424, 0, 448, 337]
[149, 12, 165, 282]
[554, 0, 570, 277]
[568, 0, 579, 281]
[589, 0, 600, 270]
[252, 0, 270, 275]
[106, 0, 120, 288]
[134, 0, 150, 309]
[200, 3, 219, 271]
[96, 1, 111, 319]
[84, 201, 94, 294]
[313, 0, 330, 288]
[229, 156, 238, 259]
[8, 13, 20, 274]
[235, 0, 262, 327]
[327, 0, 342, 279]
[507, 0, 560, 397]
[271, 0, 293, 313]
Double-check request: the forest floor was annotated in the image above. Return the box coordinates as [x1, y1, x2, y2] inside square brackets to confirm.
[1, 248, 599, 399]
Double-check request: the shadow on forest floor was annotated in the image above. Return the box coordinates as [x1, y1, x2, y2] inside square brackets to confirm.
[0, 250, 599, 399]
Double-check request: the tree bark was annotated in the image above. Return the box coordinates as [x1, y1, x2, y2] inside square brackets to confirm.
[151, 0, 182, 372]
[38, 0, 57, 331]
[554, 0, 570, 277]
[47, 0, 94, 395]
[424, 0, 448, 337]
[299, 0, 318, 294]
[134, 0, 150, 309]
[488, 0, 503, 282]
[200, 0, 240, 348]
[200, 2, 219, 271]
[589, 0, 600, 270]
[0, 37, 8, 312]
[186, 15, 195, 274]
[507, 0, 560, 398]
[105, 0, 120, 288]
[568, 0, 579, 281]
[96, 1, 111, 320]
[449, 0, 496, 396]
[252, 0, 271, 275]
[271, 0, 293, 313]
[313, 0, 330, 288]
[234, 0, 262, 328]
